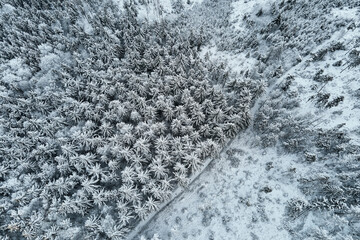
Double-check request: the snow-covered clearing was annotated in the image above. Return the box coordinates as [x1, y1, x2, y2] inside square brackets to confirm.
[135, 2, 360, 240]
[136, 133, 307, 239]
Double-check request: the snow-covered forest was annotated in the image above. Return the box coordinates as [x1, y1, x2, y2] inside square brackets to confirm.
[0, 0, 359, 239]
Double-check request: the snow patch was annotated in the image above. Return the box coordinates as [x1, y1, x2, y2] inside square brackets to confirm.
[0, 58, 32, 91]
[0, 3, 15, 15]
[39, 53, 61, 73]
[331, 7, 359, 20]
[136, 0, 203, 22]
[201, 45, 257, 76]
[77, 17, 94, 34]
[230, 0, 275, 31]
[138, 133, 308, 239]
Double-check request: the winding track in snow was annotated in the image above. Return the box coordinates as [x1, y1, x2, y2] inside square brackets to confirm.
[127, 6, 354, 240]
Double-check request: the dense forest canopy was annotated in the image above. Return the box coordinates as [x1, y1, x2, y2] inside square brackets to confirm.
[0, 0, 253, 239]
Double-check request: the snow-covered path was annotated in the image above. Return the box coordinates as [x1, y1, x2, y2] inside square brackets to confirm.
[136, 133, 308, 240]
[133, 2, 360, 239]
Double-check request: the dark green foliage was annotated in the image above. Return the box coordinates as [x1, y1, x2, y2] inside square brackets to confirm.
[304, 152, 316, 163]
[325, 96, 344, 108]
[315, 125, 350, 155]
[332, 60, 342, 66]
[311, 49, 329, 62]
[286, 199, 309, 219]
[280, 75, 293, 91]
[348, 49, 360, 68]
[315, 92, 331, 107]
[313, 69, 333, 83]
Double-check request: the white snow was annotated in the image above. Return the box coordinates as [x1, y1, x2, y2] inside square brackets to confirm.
[129, 0, 204, 22]
[331, 7, 359, 20]
[288, 27, 360, 133]
[201, 44, 257, 76]
[230, 0, 275, 31]
[77, 17, 94, 35]
[1, 0, 359, 239]
[0, 3, 15, 15]
[0, 58, 32, 91]
[133, 2, 360, 239]
[137, 132, 311, 239]
[137, 0, 168, 22]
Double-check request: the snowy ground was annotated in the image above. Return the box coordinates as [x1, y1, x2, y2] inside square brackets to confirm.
[133, 1, 360, 239]
[0, 0, 358, 239]
[135, 134, 306, 239]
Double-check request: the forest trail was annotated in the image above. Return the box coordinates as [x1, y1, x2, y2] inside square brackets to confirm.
[132, 1, 360, 239]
